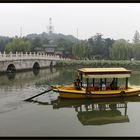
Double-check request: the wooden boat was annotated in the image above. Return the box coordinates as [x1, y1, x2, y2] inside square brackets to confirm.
[52, 67, 140, 99]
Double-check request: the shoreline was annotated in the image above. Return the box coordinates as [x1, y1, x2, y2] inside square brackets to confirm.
[56, 60, 140, 68]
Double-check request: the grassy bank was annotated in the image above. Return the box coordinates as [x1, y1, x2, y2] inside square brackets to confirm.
[56, 59, 140, 68]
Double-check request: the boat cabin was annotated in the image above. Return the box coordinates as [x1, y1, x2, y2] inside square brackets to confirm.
[77, 67, 131, 93]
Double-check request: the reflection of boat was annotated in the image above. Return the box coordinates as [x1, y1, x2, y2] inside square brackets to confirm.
[77, 103, 129, 125]
[53, 67, 140, 98]
[32, 96, 140, 125]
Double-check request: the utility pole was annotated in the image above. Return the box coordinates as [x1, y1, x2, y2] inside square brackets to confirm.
[77, 28, 79, 40]
[20, 26, 22, 38]
[76, 28, 79, 45]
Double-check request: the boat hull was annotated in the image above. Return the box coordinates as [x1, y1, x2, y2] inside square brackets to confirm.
[53, 86, 140, 99]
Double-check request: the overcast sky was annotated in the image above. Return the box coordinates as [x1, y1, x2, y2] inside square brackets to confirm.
[0, 3, 140, 41]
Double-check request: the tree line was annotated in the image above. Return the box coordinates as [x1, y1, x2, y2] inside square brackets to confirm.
[0, 31, 140, 60]
[73, 31, 140, 60]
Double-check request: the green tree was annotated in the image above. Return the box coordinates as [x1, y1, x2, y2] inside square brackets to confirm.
[56, 37, 74, 57]
[104, 38, 114, 59]
[88, 33, 112, 59]
[5, 37, 31, 53]
[109, 39, 129, 60]
[72, 43, 82, 59]
[0, 37, 11, 52]
[132, 31, 140, 60]
[72, 41, 88, 59]
[92, 33, 105, 57]
[127, 42, 133, 60]
[30, 37, 42, 52]
[133, 31, 140, 44]
[133, 43, 140, 60]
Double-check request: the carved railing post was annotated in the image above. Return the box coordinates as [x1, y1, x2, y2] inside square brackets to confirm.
[21, 52, 23, 59]
[25, 52, 28, 59]
[29, 52, 31, 59]
[0, 51, 2, 59]
[34, 52, 36, 58]
[3, 51, 6, 58]
[0, 50, 69, 62]
[10, 51, 12, 59]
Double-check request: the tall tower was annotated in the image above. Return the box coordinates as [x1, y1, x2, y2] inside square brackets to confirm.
[47, 17, 54, 34]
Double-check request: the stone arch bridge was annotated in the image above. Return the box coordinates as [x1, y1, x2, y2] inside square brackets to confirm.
[0, 52, 68, 72]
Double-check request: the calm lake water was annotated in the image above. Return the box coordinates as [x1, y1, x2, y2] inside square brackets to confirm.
[1, 66, 140, 137]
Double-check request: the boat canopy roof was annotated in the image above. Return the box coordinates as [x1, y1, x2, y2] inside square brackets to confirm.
[78, 67, 131, 78]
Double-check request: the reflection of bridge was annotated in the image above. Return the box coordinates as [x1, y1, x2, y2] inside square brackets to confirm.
[0, 68, 60, 90]
[0, 52, 69, 72]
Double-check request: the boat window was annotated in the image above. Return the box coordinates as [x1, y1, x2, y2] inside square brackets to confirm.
[118, 79, 125, 86]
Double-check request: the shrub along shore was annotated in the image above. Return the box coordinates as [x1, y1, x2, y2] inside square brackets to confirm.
[56, 59, 140, 68]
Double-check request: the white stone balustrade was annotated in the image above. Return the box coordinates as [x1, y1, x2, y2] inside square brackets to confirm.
[0, 51, 69, 61]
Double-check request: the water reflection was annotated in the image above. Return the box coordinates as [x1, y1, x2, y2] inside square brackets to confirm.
[76, 102, 128, 125]
[2, 66, 140, 90]
[6, 72, 16, 80]
[129, 70, 140, 86]
[32, 67, 55, 76]
[52, 98, 129, 125]
[30, 96, 140, 126]
[33, 68, 40, 76]
[0, 68, 59, 90]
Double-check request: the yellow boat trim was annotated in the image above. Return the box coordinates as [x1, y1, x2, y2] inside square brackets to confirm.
[53, 87, 140, 98]
[53, 86, 140, 95]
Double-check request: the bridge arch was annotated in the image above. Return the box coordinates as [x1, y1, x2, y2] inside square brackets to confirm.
[33, 62, 40, 70]
[7, 64, 16, 73]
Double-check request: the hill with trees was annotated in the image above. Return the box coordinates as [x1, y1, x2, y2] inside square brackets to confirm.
[0, 31, 140, 60]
